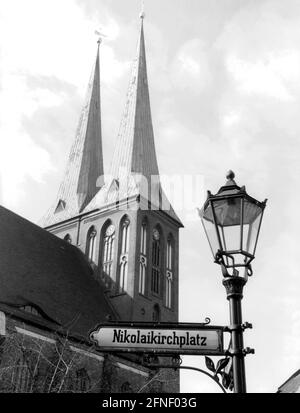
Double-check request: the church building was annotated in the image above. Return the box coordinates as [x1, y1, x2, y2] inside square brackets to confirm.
[0, 14, 182, 393]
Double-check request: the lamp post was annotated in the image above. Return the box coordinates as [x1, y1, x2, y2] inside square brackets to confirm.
[199, 171, 267, 393]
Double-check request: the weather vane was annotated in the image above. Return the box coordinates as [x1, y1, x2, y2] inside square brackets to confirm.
[140, 0, 145, 19]
[95, 29, 107, 45]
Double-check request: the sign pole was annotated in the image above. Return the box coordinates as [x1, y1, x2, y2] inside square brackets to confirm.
[223, 277, 247, 393]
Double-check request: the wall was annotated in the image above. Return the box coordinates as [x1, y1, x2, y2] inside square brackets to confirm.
[0, 311, 179, 393]
[47, 200, 180, 326]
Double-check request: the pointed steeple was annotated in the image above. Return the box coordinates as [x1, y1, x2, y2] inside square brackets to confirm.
[42, 40, 104, 227]
[76, 40, 104, 211]
[110, 15, 159, 182]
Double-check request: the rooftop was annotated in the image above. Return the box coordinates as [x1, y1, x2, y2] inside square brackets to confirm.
[0, 206, 116, 340]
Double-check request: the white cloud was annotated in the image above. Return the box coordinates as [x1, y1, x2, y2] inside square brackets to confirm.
[0, 131, 53, 207]
[215, 0, 300, 102]
[226, 54, 295, 100]
[279, 296, 300, 372]
[101, 45, 130, 86]
[171, 39, 212, 92]
[0, 72, 56, 206]
[222, 110, 241, 128]
[0, 0, 129, 210]
[0, 71, 59, 200]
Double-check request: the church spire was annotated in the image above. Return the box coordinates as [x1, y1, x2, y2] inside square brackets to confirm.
[76, 39, 104, 211]
[43, 39, 104, 226]
[110, 14, 160, 182]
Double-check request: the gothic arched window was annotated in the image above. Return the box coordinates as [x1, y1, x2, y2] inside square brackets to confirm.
[139, 219, 147, 295]
[102, 222, 116, 278]
[151, 227, 161, 295]
[64, 234, 72, 244]
[166, 236, 174, 309]
[86, 226, 97, 262]
[119, 217, 130, 292]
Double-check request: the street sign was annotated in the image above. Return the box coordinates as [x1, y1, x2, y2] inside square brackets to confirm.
[90, 322, 224, 356]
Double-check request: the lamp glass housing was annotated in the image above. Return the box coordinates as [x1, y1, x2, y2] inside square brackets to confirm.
[200, 177, 266, 272]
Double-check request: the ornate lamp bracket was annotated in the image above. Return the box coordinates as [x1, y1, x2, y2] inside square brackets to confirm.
[222, 276, 247, 300]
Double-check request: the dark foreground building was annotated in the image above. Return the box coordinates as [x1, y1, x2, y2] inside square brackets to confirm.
[0, 15, 182, 393]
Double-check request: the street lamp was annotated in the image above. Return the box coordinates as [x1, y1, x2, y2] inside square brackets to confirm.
[199, 171, 267, 393]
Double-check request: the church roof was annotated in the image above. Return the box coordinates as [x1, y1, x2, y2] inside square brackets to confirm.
[42, 41, 104, 227]
[0, 206, 115, 340]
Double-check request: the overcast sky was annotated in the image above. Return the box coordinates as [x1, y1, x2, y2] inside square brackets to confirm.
[0, 0, 299, 393]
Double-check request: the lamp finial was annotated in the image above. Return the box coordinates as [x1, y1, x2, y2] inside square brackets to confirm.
[225, 170, 237, 186]
[226, 170, 235, 181]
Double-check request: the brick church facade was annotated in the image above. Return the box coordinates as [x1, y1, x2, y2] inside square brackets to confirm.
[0, 14, 182, 393]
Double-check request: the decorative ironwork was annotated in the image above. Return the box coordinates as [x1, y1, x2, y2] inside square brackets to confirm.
[205, 356, 215, 373]
[216, 357, 230, 375]
[243, 348, 255, 356]
[150, 363, 229, 394]
[171, 355, 182, 368]
[222, 276, 247, 299]
[142, 353, 232, 393]
[204, 356, 232, 390]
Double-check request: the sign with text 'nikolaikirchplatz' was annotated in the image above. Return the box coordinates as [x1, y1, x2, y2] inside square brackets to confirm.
[90, 323, 224, 356]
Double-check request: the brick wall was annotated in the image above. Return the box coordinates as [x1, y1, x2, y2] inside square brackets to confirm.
[0, 311, 179, 393]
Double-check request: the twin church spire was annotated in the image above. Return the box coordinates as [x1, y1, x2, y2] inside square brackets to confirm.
[110, 16, 159, 182]
[77, 40, 104, 212]
[42, 16, 176, 228]
[44, 40, 104, 225]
